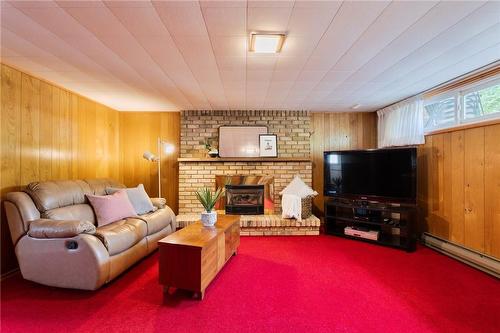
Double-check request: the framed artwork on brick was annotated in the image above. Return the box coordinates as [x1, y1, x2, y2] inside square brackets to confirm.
[259, 134, 278, 157]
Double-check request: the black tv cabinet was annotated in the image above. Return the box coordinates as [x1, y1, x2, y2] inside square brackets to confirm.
[324, 197, 417, 252]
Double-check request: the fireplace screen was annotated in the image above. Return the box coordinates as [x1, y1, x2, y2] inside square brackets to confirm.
[215, 175, 274, 214]
[225, 185, 264, 215]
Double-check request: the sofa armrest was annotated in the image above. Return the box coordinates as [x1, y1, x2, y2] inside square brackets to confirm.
[151, 197, 166, 209]
[28, 219, 96, 238]
[4, 192, 41, 245]
[16, 234, 110, 290]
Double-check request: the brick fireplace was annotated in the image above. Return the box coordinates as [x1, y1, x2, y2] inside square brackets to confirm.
[178, 161, 312, 214]
[177, 110, 319, 235]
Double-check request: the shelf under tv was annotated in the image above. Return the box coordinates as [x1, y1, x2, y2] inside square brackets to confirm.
[326, 215, 407, 227]
[326, 201, 415, 213]
[324, 197, 417, 252]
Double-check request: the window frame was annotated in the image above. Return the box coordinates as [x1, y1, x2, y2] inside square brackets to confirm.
[423, 76, 500, 134]
[423, 91, 458, 132]
[460, 77, 500, 123]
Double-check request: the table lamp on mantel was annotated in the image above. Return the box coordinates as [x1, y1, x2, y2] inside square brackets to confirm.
[142, 137, 175, 198]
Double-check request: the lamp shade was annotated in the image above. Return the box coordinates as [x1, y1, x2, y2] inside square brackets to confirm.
[143, 151, 157, 162]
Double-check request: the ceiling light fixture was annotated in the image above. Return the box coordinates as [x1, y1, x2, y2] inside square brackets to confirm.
[250, 33, 286, 53]
[351, 104, 361, 110]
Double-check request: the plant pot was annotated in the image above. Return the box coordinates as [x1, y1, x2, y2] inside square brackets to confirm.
[201, 210, 217, 227]
[208, 149, 219, 158]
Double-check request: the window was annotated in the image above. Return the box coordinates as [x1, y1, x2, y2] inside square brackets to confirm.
[463, 82, 500, 120]
[423, 77, 500, 132]
[424, 96, 456, 129]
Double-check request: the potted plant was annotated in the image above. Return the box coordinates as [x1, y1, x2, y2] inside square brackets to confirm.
[195, 187, 225, 227]
[204, 139, 219, 158]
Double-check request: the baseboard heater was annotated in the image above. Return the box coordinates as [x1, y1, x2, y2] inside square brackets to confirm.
[422, 233, 499, 279]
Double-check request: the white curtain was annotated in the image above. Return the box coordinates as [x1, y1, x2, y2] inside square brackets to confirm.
[377, 97, 425, 148]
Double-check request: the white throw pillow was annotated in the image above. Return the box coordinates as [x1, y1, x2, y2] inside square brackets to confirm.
[279, 175, 318, 198]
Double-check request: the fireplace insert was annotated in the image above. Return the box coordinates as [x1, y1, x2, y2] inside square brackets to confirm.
[225, 184, 264, 215]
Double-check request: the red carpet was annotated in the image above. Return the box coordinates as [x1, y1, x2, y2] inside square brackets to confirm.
[1, 236, 499, 333]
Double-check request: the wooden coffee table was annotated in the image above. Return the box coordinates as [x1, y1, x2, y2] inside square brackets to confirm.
[158, 215, 240, 300]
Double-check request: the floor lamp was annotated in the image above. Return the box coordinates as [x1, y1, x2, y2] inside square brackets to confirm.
[143, 138, 175, 198]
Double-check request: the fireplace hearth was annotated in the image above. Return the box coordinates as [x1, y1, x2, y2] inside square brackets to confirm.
[225, 185, 264, 215]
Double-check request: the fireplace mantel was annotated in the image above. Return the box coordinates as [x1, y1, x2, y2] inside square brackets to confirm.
[178, 157, 311, 163]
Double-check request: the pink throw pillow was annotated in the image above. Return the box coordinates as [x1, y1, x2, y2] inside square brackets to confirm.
[86, 190, 137, 227]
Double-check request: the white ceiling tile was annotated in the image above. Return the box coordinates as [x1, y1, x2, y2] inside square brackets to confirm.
[152, 2, 207, 36]
[338, 2, 500, 105]
[223, 82, 246, 91]
[331, 1, 439, 72]
[275, 56, 308, 70]
[217, 56, 246, 69]
[373, 26, 500, 105]
[219, 69, 246, 82]
[247, 70, 274, 82]
[271, 70, 300, 81]
[280, 36, 320, 57]
[202, 6, 247, 36]
[247, 55, 277, 70]
[247, 6, 292, 32]
[210, 36, 247, 57]
[1, 0, 497, 111]
[200, 1, 247, 8]
[53, 1, 105, 9]
[334, 1, 487, 90]
[104, 4, 170, 37]
[286, 2, 341, 37]
[295, 70, 328, 82]
[248, 1, 294, 8]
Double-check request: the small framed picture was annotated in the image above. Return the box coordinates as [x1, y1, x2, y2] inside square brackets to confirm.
[259, 134, 278, 157]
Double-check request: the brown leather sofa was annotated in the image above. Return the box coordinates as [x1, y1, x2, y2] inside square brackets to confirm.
[4, 179, 176, 290]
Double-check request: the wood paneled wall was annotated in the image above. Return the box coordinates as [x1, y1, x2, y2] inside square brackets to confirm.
[1, 64, 121, 274]
[311, 112, 378, 216]
[417, 122, 500, 259]
[119, 112, 180, 214]
[1, 65, 182, 276]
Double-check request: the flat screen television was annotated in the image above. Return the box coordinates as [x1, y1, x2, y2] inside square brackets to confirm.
[324, 147, 417, 203]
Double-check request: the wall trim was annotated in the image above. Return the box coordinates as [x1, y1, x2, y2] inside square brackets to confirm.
[425, 118, 500, 136]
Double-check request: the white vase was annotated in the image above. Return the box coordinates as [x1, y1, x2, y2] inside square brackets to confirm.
[201, 210, 217, 227]
[208, 149, 219, 158]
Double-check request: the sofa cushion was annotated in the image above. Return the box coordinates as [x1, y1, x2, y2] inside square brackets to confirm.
[137, 206, 176, 235]
[106, 184, 154, 215]
[24, 179, 125, 213]
[85, 179, 124, 196]
[28, 219, 96, 238]
[43, 204, 96, 224]
[86, 190, 137, 227]
[95, 218, 147, 256]
[25, 180, 92, 213]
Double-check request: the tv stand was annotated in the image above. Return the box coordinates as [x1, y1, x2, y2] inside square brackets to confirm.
[324, 197, 416, 252]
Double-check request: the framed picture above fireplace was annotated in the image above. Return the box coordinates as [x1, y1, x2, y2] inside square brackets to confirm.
[219, 126, 267, 157]
[259, 134, 278, 157]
